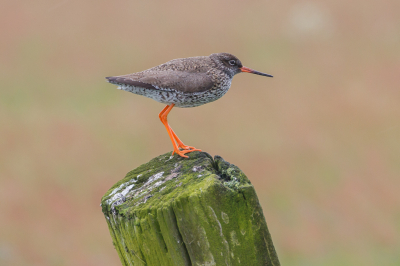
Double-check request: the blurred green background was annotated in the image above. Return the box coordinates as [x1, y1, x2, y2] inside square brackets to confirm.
[1, 1, 399, 265]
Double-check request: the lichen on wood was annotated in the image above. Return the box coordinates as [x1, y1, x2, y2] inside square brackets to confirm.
[101, 151, 280, 266]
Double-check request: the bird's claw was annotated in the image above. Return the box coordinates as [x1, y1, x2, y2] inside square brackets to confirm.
[178, 144, 202, 152]
[171, 145, 202, 158]
[172, 148, 198, 158]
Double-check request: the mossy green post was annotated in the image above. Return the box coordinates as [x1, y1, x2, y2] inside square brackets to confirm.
[101, 151, 280, 266]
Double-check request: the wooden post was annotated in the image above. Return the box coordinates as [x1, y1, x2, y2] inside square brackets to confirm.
[101, 151, 280, 266]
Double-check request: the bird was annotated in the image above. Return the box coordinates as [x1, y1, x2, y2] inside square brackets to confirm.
[106, 53, 272, 158]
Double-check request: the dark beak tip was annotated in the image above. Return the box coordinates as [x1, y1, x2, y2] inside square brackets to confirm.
[253, 72, 274, 78]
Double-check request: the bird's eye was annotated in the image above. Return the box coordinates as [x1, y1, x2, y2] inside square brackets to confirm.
[228, 60, 236, 66]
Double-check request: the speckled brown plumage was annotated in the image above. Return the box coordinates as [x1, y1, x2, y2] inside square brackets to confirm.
[106, 53, 272, 108]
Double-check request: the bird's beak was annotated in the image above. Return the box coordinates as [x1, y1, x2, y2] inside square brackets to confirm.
[240, 66, 273, 77]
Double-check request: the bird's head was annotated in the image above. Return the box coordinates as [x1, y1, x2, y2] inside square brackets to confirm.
[209, 53, 273, 78]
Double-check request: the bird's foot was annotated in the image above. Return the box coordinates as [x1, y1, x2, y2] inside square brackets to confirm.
[178, 144, 202, 152]
[174, 137, 201, 152]
[172, 148, 199, 158]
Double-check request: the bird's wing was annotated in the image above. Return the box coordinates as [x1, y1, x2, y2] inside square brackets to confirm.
[106, 70, 214, 93]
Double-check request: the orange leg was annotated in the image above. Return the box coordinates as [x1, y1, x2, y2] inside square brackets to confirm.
[158, 104, 201, 158]
[159, 104, 200, 151]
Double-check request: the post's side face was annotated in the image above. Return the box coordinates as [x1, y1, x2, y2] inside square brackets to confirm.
[101, 151, 280, 266]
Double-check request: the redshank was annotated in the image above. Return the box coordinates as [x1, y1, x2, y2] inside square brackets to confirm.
[106, 53, 272, 158]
